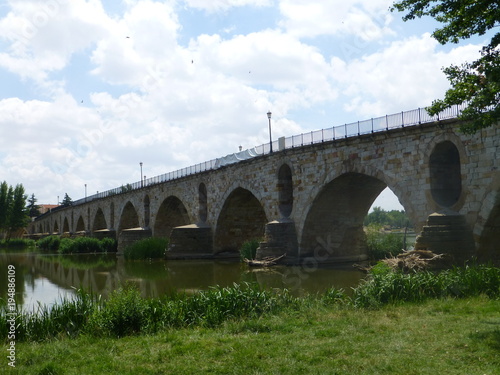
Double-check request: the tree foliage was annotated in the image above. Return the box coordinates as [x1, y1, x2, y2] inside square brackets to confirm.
[27, 193, 41, 218]
[391, 0, 500, 133]
[61, 193, 73, 207]
[364, 207, 411, 228]
[0, 181, 29, 239]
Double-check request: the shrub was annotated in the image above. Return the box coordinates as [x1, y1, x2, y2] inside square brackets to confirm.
[240, 238, 260, 260]
[37, 235, 61, 252]
[365, 224, 404, 260]
[58, 237, 105, 254]
[0, 238, 35, 248]
[100, 237, 117, 253]
[124, 237, 168, 260]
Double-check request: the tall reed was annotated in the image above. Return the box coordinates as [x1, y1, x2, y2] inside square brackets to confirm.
[123, 237, 168, 260]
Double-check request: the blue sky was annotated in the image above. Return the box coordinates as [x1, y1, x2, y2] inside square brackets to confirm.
[0, 0, 490, 211]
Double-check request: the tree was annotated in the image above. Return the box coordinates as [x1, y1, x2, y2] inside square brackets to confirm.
[9, 184, 29, 235]
[61, 193, 73, 207]
[27, 193, 41, 218]
[391, 0, 500, 134]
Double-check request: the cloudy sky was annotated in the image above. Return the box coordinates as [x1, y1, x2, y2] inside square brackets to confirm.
[0, 0, 490, 210]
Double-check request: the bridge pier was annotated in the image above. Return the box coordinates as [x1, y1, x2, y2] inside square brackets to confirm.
[117, 228, 152, 255]
[414, 210, 475, 262]
[166, 224, 214, 259]
[256, 220, 299, 264]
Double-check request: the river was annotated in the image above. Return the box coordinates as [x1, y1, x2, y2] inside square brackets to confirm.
[0, 251, 365, 311]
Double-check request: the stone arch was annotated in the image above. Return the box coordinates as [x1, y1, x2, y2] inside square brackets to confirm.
[429, 140, 462, 209]
[277, 163, 293, 218]
[153, 196, 190, 238]
[475, 189, 500, 261]
[118, 201, 140, 233]
[110, 202, 115, 229]
[199, 183, 208, 223]
[92, 208, 107, 232]
[53, 219, 59, 234]
[300, 172, 387, 262]
[144, 195, 151, 228]
[75, 215, 86, 233]
[214, 187, 268, 253]
[62, 217, 70, 233]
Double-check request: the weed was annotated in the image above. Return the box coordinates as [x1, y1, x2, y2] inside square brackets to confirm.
[124, 237, 168, 260]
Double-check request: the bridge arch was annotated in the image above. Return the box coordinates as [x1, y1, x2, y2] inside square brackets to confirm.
[300, 172, 387, 261]
[53, 219, 59, 234]
[62, 217, 70, 234]
[144, 195, 151, 228]
[429, 141, 462, 209]
[475, 188, 500, 261]
[118, 201, 140, 233]
[214, 187, 268, 253]
[75, 215, 86, 233]
[92, 208, 107, 232]
[153, 196, 190, 238]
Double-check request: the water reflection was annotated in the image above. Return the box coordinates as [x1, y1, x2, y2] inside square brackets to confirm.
[0, 252, 365, 311]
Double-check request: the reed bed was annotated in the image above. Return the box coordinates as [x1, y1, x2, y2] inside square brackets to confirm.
[123, 237, 168, 260]
[37, 236, 115, 254]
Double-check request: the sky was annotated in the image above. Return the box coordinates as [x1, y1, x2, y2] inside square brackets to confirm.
[0, 0, 491, 211]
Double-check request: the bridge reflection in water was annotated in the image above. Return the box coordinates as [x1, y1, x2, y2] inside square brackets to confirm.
[0, 253, 364, 310]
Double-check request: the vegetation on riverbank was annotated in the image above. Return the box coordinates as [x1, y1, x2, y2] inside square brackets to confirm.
[123, 237, 169, 260]
[364, 224, 405, 260]
[8, 295, 500, 374]
[0, 238, 35, 249]
[2, 263, 498, 344]
[36, 236, 116, 254]
[239, 238, 260, 260]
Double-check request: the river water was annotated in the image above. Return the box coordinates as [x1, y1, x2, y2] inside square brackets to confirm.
[0, 252, 365, 311]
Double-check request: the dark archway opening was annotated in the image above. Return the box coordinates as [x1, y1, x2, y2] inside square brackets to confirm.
[477, 196, 500, 261]
[430, 141, 462, 208]
[62, 218, 70, 233]
[154, 196, 190, 238]
[215, 188, 267, 253]
[301, 173, 386, 262]
[75, 216, 85, 233]
[118, 202, 140, 233]
[92, 208, 107, 232]
[144, 195, 151, 228]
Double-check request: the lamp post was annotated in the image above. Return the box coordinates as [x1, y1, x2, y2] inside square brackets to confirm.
[267, 111, 273, 153]
[84, 184, 87, 202]
[140, 162, 143, 188]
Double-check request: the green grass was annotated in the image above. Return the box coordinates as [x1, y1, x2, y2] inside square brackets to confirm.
[10, 296, 500, 374]
[123, 237, 168, 260]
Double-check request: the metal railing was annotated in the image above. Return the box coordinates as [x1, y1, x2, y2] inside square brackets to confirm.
[64, 104, 465, 210]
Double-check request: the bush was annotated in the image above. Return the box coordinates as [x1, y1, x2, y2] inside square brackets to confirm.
[100, 237, 117, 253]
[58, 237, 112, 254]
[37, 235, 61, 252]
[124, 237, 168, 260]
[365, 224, 404, 260]
[240, 239, 260, 260]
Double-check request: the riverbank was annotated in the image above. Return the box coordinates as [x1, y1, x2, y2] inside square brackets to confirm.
[8, 296, 500, 374]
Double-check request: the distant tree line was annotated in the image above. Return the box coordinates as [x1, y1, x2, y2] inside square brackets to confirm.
[0, 182, 30, 239]
[364, 207, 412, 229]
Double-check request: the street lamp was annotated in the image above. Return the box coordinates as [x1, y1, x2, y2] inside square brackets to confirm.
[84, 184, 87, 202]
[140, 162, 143, 188]
[267, 111, 273, 153]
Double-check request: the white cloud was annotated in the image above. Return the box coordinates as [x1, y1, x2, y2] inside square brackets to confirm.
[330, 33, 483, 117]
[183, 0, 272, 13]
[279, 0, 395, 40]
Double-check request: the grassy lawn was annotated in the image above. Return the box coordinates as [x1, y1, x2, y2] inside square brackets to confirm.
[8, 296, 500, 375]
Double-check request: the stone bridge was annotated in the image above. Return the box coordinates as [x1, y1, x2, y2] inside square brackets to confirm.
[28, 112, 500, 264]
